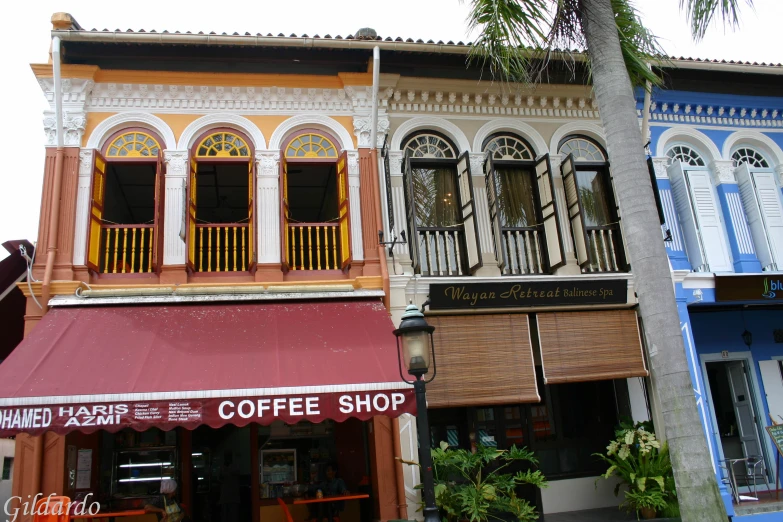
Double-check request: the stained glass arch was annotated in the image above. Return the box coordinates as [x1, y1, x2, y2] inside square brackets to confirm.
[732, 147, 770, 169]
[106, 131, 161, 158]
[667, 144, 705, 167]
[285, 132, 339, 159]
[558, 136, 606, 161]
[195, 131, 251, 158]
[483, 133, 535, 160]
[402, 132, 457, 159]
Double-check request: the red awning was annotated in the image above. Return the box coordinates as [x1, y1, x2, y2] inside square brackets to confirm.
[0, 300, 414, 435]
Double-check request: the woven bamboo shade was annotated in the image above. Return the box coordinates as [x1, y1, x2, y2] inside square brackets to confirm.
[537, 310, 648, 384]
[425, 314, 540, 408]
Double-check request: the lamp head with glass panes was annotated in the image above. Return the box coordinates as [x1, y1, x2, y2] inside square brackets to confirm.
[393, 303, 436, 384]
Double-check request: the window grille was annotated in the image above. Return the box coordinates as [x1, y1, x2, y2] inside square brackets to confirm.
[732, 147, 770, 169]
[106, 132, 161, 158]
[196, 132, 250, 158]
[667, 145, 705, 167]
[285, 133, 338, 158]
[558, 137, 606, 161]
[484, 134, 534, 160]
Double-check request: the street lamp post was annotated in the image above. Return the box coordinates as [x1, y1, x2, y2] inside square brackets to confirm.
[393, 303, 439, 522]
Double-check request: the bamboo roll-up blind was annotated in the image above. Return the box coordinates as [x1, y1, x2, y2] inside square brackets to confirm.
[425, 314, 540, 408]
[537, 310, 648, 384]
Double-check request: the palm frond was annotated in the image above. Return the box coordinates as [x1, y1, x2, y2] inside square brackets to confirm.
[680, 0, 754, 41]
[610, 0, 666, 88]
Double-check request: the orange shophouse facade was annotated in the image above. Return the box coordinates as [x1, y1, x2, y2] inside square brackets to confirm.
[2, 13, 415, 522]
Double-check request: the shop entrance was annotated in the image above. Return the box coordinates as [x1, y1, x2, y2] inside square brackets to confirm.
[705, 360, 770, 483]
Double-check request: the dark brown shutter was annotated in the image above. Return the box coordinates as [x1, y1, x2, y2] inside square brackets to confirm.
[561, 154, 590, 268]
[456, 152, 482, 273]
[534, 154, 566, 271]
[536, 310, 648, 384]
[402, 154, 421, 274]
[484, 154, 506, 272]
[426, 314, 540, 408]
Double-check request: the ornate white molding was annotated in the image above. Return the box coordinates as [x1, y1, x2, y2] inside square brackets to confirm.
[256, 150, 281, 178]
[472, 119, 549, 155]
[648, 101, 783, 129]
[776, 164, 783, 186]
[72, 149, 94, 266]
[710, 160, 736, 185]
[268, 114, 354, 151]
[652, 157, 670, 180]
[655, 126, 722, 160]
[347, 151, 364, 261]
[37, 77, 94, 111]
[353, 114, 390, 148]
[44, 110, 86, 147]
[178, 113, 267, 150]
[86, 112, 177, 150]
[721, 130, 783, 165]
[164, 150, 189, 178]
[163, 150, 189, 264]
[388, 151, 403, 177]
[390, 116, 471, 152]
[86, 83, 363, 115]
[468, 152, 484, 178]
[255, 150, 281, 264]
[549, 122, 606, 155]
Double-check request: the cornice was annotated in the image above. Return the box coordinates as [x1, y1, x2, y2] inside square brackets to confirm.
[644, 101, 783, 129]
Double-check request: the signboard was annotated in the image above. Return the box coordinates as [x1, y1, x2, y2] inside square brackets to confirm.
[715, 275, 783, 302]
[429, 279, 628, 310]
[0, 389, 416, 437]
[767, 425, 783, 458]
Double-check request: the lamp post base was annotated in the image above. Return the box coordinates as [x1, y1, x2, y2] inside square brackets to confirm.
[414, 378, 440, 522]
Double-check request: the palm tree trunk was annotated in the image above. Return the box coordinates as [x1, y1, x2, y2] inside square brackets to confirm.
[580, 0, 725, 519]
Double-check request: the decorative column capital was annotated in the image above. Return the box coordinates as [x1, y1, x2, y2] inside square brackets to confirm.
[388, 150, 403, 177]
[775, 164, 783, 186]
[651, 157, 669, 179]
[709, 160, 736, 186]
[353, 114, 390, 148]
[347, 150, 360, 178]
[256, 150, 281, 178]
[163, 150, 189, 178]
[44, 110, 86, 147]
[79, 149, 93, 176]
[468, 153, 485, 177]
[548, 153, 563, 174]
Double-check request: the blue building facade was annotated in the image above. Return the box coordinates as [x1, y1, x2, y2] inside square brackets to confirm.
[643, 73, 783, 520]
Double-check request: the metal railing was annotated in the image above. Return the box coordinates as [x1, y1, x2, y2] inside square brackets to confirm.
[416, 226, 467, 276]
[100, 225, 155, 273]
[288, 223, 341, 270]
[499, 227, 544, 275]
[195, 224, 250, 272]
[584, 225, 623, 272]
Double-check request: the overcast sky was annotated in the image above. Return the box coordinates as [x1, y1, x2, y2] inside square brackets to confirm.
[1, 0, 781, 260]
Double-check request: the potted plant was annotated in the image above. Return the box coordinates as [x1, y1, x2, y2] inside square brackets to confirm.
[594, 421, 679, 520]
[404, 442, 548, 522]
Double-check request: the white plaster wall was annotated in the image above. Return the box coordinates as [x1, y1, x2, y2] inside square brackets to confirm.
[627, 377, 651, 423]
[541, 475, 623, 514]
[0, 439, 15, 514]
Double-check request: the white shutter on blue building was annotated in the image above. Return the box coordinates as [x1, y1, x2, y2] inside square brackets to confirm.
[736, 163, 783, 271]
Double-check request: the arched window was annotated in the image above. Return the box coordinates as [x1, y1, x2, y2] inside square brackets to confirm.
[88, 128, 166, 276]
[402, 132, 457, 159]
[483, 133, 534, 160]
[195, 131, 251, 158]
[187, 128, 255, 273]
[666, 145, 705, 167]
[106, 131, 161, 158]
[285, 132, 338, 158]
[558, 136, 606, 161]
[732, 147, 770, 169]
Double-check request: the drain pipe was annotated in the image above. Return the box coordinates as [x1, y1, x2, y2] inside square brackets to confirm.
[370, 47, 392, 309]
[41, 35, 65, 313]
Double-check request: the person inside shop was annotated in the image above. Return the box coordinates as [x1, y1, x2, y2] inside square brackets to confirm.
[145, 479, 187, 522]
[308, 463, 348, 522]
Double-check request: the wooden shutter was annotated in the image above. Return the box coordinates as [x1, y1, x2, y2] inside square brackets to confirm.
[537, 310, 648, 384]
[87, 152, 107, 271]
[337, 151, 352, 269]
[561, 154, 590, 268]
[647, 158, 666, 225]
[152, 151, 165, 272]
[456, 152, 482, 274]
[737, 163, 783, 270]
[280, 156, 290, 271]
[607, 165, 631, 271]
[759, 361, 783, 425]
[402, 155, 421, 274]
[484, 154, 506, 272]
[426, 314, 540, 408]
[186, 158, 198, 271]
[668, 160, 707, 271]
[535, 154, 566, 271]
[247, 158, 256, 272]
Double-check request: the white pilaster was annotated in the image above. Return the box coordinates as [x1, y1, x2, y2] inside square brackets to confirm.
[774, 164, 783, 187]
[163, 150, 188, 265]
[388, 151, 409, 257]
[651, 157, 669, 179]
[72, 149, 93, 266]
[550, 154, 580, 274]
[398, 413, 424, 521]
[469, 153, 501, 276]
[352, 113, 390, 149]
[257, 150, 281, 264]
[709, 160, 736, 187]
[347, 150, 364, 261]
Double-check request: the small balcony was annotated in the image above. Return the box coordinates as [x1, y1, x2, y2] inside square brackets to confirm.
[287, 223, 343, 271]
[499, 226, 544, 275]
[416, 226, 468, 276]
[584, 225, 624, 273]
[98, 224, 155, 274]
[194, 224, 250, 272]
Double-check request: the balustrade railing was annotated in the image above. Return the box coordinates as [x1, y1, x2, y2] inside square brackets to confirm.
[499, 227, 544, 275]
[195, 224, 249, 272]
[416, 226, 467, 276]
[100, 225, 155, 274]
[584, 225, 623, 272]
[288, 223, 341, 270]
